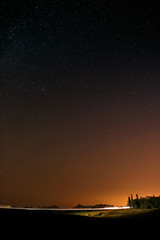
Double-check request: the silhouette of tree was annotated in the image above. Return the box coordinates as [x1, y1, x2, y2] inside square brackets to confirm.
[128, 195, 160, 209]
[127, 196, 131, 208]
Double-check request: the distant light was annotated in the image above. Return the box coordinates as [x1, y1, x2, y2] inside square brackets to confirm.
[103, 206, 130, 210]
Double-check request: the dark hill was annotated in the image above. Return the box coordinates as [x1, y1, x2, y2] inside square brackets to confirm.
[74, 203, 114, 208]
[1, 208, 160, 239]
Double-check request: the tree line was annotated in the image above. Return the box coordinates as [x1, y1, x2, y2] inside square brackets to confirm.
[127, 194, 160, 209]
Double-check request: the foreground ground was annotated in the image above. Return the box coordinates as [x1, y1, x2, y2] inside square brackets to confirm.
[1, 208, 160, 239]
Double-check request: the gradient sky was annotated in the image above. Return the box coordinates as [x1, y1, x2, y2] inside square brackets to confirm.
[1, 0, 160, 207]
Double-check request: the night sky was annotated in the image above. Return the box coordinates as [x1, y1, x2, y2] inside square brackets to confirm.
[1, 0, 160, 207]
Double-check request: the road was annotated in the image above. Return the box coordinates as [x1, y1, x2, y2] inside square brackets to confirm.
[0, 206, 130, 211]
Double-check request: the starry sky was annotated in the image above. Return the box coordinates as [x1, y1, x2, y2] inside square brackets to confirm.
[1, 0, 160, 207]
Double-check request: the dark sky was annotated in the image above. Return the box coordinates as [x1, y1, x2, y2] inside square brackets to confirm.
[1, 0, 160, 207]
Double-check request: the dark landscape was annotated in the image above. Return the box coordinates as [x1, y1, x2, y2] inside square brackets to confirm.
[1, 208, 160, 239]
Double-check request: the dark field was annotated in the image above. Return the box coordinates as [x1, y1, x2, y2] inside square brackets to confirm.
[1, 208, 160, 239]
